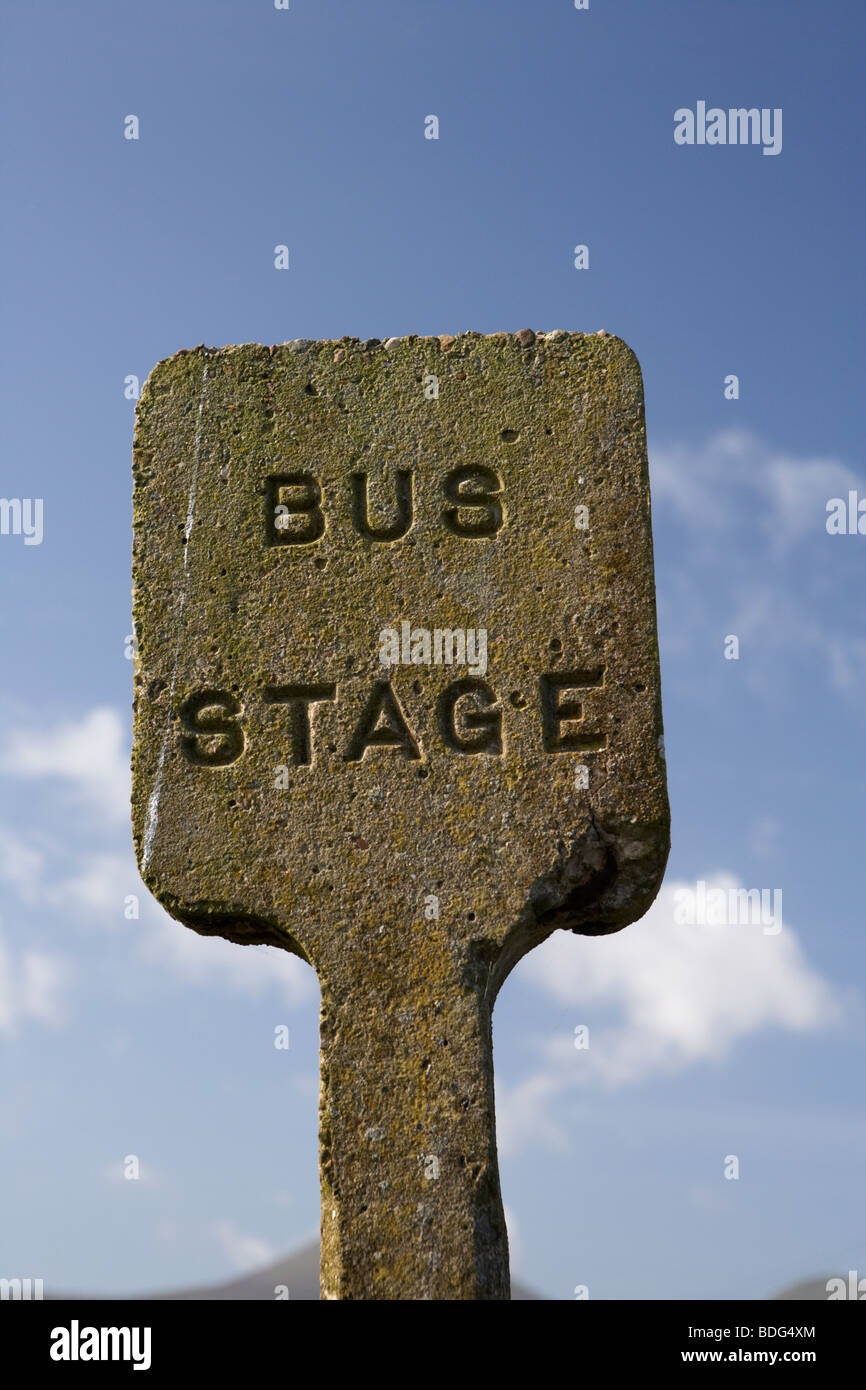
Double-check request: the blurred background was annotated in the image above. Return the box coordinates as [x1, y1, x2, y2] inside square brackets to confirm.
[0, 0, 863, 1299]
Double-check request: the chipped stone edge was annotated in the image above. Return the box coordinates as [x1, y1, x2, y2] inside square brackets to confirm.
[165, 328, 616, 362]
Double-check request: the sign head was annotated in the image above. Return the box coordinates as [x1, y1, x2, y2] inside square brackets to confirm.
[132, 330, 669, 984]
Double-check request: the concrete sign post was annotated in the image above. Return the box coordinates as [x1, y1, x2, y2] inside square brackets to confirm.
[132, 330, 670, 1299]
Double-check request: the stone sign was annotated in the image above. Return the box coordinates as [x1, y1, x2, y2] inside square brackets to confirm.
[132, 330, 670, 1299]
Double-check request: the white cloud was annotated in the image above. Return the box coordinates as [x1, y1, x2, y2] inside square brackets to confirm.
[51, 843, 314, 1004]
[139, 903, 314, 1005]
[497, 1073, 570, 1158]
[763, 455, 857, 544]
[2, 707, 130, 825]
[0, 819, 315, 1008]
[0, 702, 315, 1010]
[51, 851, 136, 917]
[0, 826, 45, 905]
[649, 432, 866, 696]
[497, 875, 840, 1155]
[651, 430, 861, 548]
[0, 923, 66, 1034]
[212, 1219, 276, 1273]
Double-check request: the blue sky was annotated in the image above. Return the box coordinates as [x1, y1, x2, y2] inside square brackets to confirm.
[1, 0, 864, 1299]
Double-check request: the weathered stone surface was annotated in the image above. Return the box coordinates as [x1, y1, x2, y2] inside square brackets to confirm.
[131, 331, 670, 1300]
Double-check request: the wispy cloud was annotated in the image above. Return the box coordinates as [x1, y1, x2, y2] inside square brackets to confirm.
[212, 1219, 277, 1273]
[0, 704, 315, 1006]
[650, 431, 866, 697]
[1, 707, 130, 825]
[1, 825, 314, 1006]
[138, 899, 314, 1005]
[0, 826, 46, 905]
[651, 430, 861, 550]
[0, 922, 66, 1034]
[497, 875, 841, 1155]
